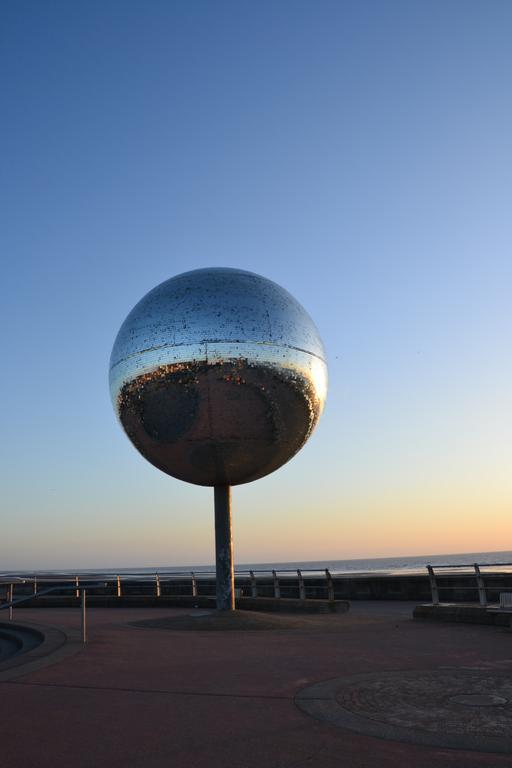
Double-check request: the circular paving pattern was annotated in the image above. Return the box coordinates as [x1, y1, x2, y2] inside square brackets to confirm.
[450, 693, 508, 707]
[295, 670, 512, 753]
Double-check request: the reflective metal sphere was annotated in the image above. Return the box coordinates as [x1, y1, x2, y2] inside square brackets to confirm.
[109, 268, 327, 486]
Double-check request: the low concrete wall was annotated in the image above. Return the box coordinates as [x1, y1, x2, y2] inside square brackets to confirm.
[6, 594, 349, 614]
[413, 604, 512, 627]
[237, 597, 349, 614]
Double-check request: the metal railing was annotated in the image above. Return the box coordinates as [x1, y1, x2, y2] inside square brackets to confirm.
[0, 569, 337, 642]
[0, 568, 336, 605]
[0, 583, 107, 643]
[426, 562, 512, 606]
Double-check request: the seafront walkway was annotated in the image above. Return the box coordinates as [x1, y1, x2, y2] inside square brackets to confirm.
[1, 602, 512, 767]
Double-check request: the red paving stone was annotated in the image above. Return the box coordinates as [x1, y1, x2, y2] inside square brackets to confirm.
[1, 602, 512, 767]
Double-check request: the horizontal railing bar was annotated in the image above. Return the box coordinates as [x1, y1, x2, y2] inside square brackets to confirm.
[0, 569, 334, 583]
[1, 568, 332, 576]
[0, 583, 106, 612]
[427, 562, 512, 569]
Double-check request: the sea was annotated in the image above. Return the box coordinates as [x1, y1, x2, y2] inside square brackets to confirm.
[11, 549, 512, 579]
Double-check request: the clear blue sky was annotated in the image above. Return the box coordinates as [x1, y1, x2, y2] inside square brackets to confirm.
[1, 1, 511, 569]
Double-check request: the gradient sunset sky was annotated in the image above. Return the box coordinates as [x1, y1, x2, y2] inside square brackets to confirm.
[1, 1, 511, 569]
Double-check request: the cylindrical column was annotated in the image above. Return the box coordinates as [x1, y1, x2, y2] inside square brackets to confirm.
[214, 485, 234, 611]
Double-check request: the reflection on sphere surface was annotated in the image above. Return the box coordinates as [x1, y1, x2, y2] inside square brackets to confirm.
[109, 268, 327, 486]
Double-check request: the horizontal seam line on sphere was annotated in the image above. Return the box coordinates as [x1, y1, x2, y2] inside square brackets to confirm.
[1, 680, 294, 701]
[110, 340, 327, 370]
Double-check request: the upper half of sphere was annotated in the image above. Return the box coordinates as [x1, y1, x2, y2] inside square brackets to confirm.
[110, 268, 326, 374]
[109, 268, 328, 486]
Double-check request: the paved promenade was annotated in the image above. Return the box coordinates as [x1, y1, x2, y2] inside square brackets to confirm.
[1, 602, 512, 767]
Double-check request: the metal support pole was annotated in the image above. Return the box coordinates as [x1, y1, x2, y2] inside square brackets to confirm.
[325, 569, 335, 602]
[297, 569, 306, 600]
[214, 485, 234, 611]
[116, 575, 122, 597]
[75, 575, 79, 598]
[474, 563, 487, 607]
[249, 570, 257, 598]
[81, 589, 87, 643]
[272, 570, 280, 599]
[191, 572, 198, 597]
[427, 565, 439, 605]
[33, 577, 38, 595]
[8, 584, 13, 621]
[155, 573, 161, 598]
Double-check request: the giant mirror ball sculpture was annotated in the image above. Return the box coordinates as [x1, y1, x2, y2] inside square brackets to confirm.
[109, 267, 328, 487]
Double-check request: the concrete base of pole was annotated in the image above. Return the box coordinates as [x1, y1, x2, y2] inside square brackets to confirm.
[214, 485, 234, 611]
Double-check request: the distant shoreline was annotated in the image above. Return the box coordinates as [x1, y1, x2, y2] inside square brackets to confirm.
[3, 549, 512, 579]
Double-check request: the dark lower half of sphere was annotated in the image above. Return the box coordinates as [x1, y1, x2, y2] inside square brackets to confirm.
[116, 359, 322, 486]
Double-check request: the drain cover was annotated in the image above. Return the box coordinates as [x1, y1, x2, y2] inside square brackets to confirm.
[296, 670, 512, 753]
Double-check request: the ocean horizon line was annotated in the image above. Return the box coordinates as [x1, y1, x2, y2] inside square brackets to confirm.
[4, 549, 512, 577]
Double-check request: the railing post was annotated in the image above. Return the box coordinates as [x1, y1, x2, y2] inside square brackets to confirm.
[474, 563, 487, 607]
[191, 572, 197, 597]
[81, 589, 87, 643]
[427, 565, 440, 605]
[297, 569, 306, 600]
[249, 570, 257, 598]
[75, 575, 80, 598]
[8, 584, 13, 621]
[272, 570, 280, 599]
[33, 577, 37, 595]
[325, 569, 335, 602]
[155, 573, 161, 598]
[117, 575, 122, 597]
